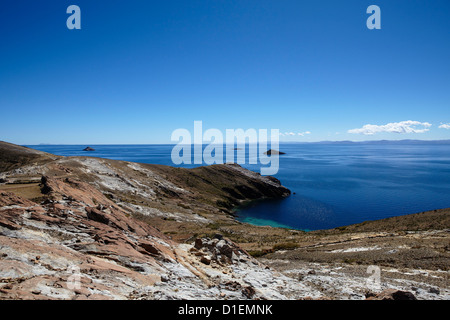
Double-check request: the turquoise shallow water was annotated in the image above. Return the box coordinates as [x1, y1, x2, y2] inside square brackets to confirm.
[27, 143, 450, 231]
[238, 217, 300, 230]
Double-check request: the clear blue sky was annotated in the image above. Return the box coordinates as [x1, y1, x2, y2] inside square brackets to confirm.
[1, 0, 449, 144]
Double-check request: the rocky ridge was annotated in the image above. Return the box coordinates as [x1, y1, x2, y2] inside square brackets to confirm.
[0, 142, 448, 300]
[0, 142, 308, 300]
[0, 180, 316, 300]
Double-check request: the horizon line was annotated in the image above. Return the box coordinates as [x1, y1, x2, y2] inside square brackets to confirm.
[16, 138, 450, 146]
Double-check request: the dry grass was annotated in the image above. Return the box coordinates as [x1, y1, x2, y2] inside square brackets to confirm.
[0, 183, 42, 200]
[0, 141, 56, 173]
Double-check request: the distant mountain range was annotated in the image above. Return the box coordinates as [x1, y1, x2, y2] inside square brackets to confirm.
[284, 139, 450, 145]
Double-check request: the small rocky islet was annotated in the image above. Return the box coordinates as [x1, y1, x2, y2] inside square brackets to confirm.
[264, 149, 286, 155]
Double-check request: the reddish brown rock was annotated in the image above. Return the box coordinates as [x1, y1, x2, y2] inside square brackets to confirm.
[0, 209, 22, 230]
[0, 179, 174, 299]
[0, 191, 36, 207]
[366, 289, 417, 300]
[138, 240, 162, 256]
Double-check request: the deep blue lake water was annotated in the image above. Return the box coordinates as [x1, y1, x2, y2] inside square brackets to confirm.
[26, 143, 450, 231]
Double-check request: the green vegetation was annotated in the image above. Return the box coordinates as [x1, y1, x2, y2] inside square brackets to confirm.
[272, 242, 300, 251]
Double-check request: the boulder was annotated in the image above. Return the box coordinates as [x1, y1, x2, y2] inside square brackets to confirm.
[85, 207, 110, 225]
[242, 286, 256, 298]
[365, 289, 417, 300]
[200, 256, 211, 265]
[192, 236, 249, 266]
[194, 238, 203, 250]
[216, 240, 233, 258]
[138, 240, 162, 256]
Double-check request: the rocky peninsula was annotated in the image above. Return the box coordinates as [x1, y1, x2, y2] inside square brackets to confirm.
[0, 141, 448, 300]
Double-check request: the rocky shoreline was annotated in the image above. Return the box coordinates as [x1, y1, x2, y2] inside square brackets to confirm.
[0, 141, 448, 300]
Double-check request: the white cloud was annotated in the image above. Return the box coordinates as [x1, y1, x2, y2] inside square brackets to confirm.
[280, 131, 311, 137]
[348, 121, 432, 135]
[439, 123, 450, 129]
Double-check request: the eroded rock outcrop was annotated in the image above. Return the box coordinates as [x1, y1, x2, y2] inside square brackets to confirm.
[366, 289, 417, 300]
[0, 177, 316, 300]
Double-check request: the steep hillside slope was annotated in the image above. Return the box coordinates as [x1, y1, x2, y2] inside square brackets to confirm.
[0, 142, 57, 173]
